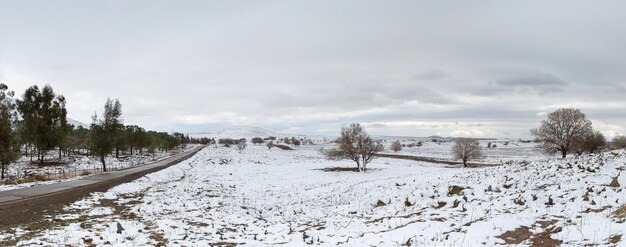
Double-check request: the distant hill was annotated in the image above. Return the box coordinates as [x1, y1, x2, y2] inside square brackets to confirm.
[191, 126, 278, 139]
[68, 118, 89, 128]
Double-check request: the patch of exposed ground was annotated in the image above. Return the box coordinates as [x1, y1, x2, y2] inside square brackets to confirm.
[497, 219, 562, 246]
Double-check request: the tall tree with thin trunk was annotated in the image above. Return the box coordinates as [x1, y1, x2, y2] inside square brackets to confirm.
[90, 98, 123, 171]
[324, 123, 384, 172]
[0, 84, 19, 179]
[531, 108, 592, 158]
[53, 95, 68, 159]
[16, 85, 67, 164]
[451, 137, 483, 167]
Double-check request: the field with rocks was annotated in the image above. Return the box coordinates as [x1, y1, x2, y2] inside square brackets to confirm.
[2, 139, 626, 246]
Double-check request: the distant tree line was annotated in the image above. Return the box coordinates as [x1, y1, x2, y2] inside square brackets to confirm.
[0, 83, 206, 177]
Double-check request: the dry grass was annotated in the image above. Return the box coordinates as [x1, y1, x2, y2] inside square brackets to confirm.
[317, 167, 360, 172]
[613, 204, 626, 219]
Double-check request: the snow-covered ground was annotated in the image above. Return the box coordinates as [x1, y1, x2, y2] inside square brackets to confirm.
[3, 143, 626, 246]
[379, 138, 543, 163]
[0, 145, 199, 192]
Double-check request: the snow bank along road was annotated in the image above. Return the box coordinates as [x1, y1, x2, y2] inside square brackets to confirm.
[0, 145, 205, 226]
[3, 145, 626, 246]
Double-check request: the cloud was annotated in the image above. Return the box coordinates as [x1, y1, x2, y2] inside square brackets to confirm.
[1, 1, 626, 138]
[492, 72, 567, 87]
[411, 69, 449, 81]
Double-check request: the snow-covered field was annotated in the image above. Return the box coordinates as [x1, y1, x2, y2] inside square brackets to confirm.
[3, 142, 626, 246]
[378, 138, 542, 163]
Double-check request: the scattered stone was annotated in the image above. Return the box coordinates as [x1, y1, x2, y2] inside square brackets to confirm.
[116, 222, 124, 234]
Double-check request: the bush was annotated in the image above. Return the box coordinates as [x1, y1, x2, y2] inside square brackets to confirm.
[612, 136, 626, 150]
[266, 141, 274, 149]
[572, 131, 606, 155]
[236, 140, 247, 153]
[218, 138, 246, 147]
[390, 141, 402, 152]
[218, 138, 237, 147]
[251, 137, 264, 145]
[291, 137, 301, 146]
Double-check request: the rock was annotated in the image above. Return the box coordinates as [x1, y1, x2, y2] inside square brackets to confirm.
[116, 222, 124, 234]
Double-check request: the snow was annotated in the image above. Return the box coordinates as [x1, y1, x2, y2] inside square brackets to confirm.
[3, 142, 626, 246]
[0, 145, 199, 192]
[191, 126, 278, 139]
[67, 118, 89, 129]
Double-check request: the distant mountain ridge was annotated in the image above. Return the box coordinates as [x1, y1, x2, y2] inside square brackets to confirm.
[68, 118, 89, 128]
[191, 126, 278, 138]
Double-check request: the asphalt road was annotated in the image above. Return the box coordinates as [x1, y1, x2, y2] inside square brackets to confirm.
[0, 146, 205, 226]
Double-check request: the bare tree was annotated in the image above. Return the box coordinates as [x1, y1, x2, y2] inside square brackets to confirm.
[324, 123, 384, 172]
[612, 136, 626, 150]
[266, 141, 274, 149]
[451, 138, 483, 167]
[530, 108, 592, 158]
[236, 140, 247, 153]
[390, 140, 402, 152]
[571, 131, 606, 155]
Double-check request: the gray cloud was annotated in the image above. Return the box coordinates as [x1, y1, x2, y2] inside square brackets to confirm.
[411, 69, 449, 81]
[1, 0, 626, 138]
[492, 72, 566, 87]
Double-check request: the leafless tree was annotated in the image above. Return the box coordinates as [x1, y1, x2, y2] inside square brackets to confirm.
[612, 136, 626, 150]
[266, 141, 274, 149]
[324, 123, 384, 172]
[530, 108, 592, 158]
[451, 138, 483, 167]
[236, 140, 247, 153]
[390, 140, 402, 152]
[571, 131, 606, 155]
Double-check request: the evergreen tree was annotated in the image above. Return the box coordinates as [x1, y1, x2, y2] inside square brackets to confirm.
[90, 98, 123, 171]
[0, 84, 19, 179]
[16, 85, 68, 164]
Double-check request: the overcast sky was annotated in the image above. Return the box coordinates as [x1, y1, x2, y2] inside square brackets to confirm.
[1, 1, 625, 138]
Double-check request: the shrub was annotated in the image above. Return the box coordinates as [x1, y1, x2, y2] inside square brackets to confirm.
[291, 137, 301, 146]
[251, 137, 264, 145]
[612, 136, 626, 150]
[390, 141, 402, 152]
[236, 140, 247, 153]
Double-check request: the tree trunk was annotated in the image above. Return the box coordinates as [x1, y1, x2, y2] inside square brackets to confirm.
[100, 154, 107, 172]
[561, 149, 567, 158]
[1, 161, 4, 179]
[116, 148, 119, 158]
[59, 148, 62, 159]
[463, 158, 467, 167]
